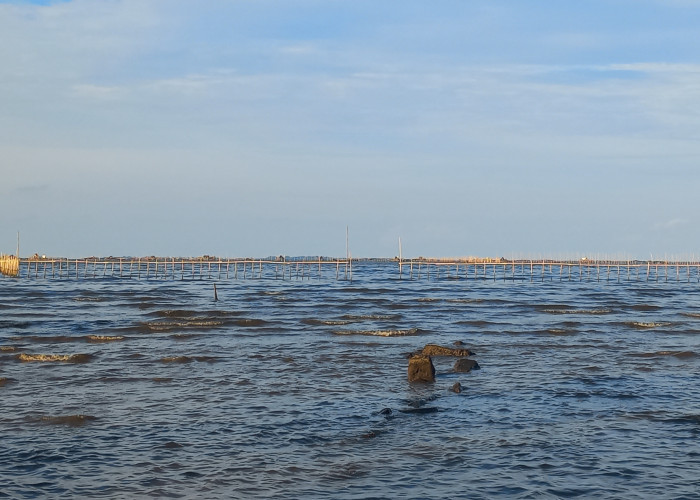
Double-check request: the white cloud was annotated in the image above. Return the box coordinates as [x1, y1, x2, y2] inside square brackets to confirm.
[654, 218, 690, 230]
[71, 83, 123, 99]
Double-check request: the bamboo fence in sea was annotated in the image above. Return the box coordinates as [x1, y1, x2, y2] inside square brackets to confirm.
[398, 259, 700, 283]
[0, 254, 19, 277]
[3, 256, 700, 283]
[6, 257, 353, 281]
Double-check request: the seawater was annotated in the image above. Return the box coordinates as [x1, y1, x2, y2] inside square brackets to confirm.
[2, 262, 700, 499]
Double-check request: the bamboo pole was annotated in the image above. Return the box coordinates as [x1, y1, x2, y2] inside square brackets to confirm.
[398, 237, 402, 280]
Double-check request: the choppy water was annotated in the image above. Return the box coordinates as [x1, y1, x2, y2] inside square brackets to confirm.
[2, 262, 700, 499]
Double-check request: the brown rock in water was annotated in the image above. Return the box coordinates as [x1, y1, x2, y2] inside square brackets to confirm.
[453, 358, 480, 373]
[451, 382, 462, 393]
[453, 340, 465, 346]
[421, 344, 473, 357]
[407, 354, 435, 382]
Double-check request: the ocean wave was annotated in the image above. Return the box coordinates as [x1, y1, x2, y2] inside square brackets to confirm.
[534, 303, 573, 311]
[0, 320, 32, 329]
[624, 321, 672, 329]
[151, 309, 243, 319]
[86, 335, 125, 343]
[234, 319, 269, 327]
[545, 329, 576, 335]
[301, 318, 353, 326]
[160, 355, 219, 363]
[624, 411, 700, 425]
[170, 333, 199, 341]
[142, 320, 225, 332]
[340, 314, 402, 321]
[15, 335, 123, 344]
[542, 308, 612, 315]
[455, 320, 498, 326]
[16, 353, 93, 363]
[627, 304, 661, 311]
[73, 297, 104, 302]
[332, 328, 426, 337]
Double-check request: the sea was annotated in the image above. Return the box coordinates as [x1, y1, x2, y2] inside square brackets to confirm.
[1, 261, 700, 499]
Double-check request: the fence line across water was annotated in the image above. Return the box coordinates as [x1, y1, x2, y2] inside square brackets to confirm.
[7, 258, 354, 281]
[4, 257, 700, 283]
[398, 259, 700, 283]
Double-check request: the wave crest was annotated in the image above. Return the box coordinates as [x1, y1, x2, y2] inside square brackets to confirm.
[333, 328, 426, 337]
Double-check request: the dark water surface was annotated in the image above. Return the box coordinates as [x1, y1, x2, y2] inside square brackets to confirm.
[2, 262, 700, 499]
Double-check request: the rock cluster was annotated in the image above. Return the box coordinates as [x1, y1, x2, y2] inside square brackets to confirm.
[453, 358, 480, 373]
[407, 354, 436, 382]
[420, 344, 474, 357]
[407, 343, 480, 383]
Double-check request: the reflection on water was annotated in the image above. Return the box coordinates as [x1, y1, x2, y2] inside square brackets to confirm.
[2, 262, 700, 498]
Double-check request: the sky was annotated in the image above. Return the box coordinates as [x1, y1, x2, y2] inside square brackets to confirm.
[1, 0, 700, 259]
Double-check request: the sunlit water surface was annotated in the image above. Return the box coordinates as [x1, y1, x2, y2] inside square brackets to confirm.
[2, 263, 700, 498]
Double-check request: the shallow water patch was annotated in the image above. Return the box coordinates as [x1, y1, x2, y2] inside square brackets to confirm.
[29, 414, 98, 426]
[628, 350, 697, 359]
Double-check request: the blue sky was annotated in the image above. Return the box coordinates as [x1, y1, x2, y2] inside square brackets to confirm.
[1, 0, 700, 258]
